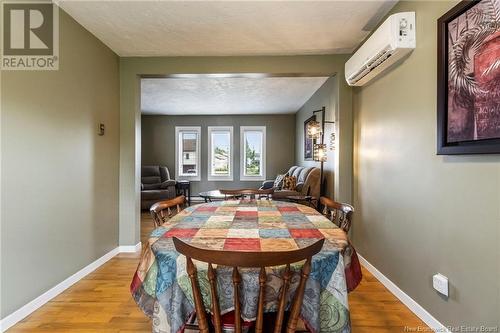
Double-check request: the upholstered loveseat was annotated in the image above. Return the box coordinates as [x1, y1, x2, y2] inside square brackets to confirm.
[261, 166, 321, 201]
[141, 165, 176, 210]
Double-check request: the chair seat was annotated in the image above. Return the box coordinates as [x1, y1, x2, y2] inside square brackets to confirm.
[184, 311, 253, 332]
[185, 311, 310, 332]
[260, 312, 309, 332]
[219, 311, 254, 330]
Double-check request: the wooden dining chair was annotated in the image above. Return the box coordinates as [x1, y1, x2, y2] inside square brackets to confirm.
[149, 195, 186, 228]
[219, 188, 274, 200]
[173, 237, 324, 333]
[319, 196, 354, 232]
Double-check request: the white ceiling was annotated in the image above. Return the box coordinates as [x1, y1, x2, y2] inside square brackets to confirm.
[141, 76, 329, 115]
[58, 1, 396, 57]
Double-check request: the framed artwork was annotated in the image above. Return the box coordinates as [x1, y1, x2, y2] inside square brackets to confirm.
[304, 115, 316, 160]
[437, 0, 500, 154]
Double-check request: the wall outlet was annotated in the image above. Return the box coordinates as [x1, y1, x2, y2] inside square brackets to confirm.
[433, 273, 449, 297]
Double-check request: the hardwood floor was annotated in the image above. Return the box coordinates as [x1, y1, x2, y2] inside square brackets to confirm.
[7, 213, 428, 332]
[349, 267, 428, 332]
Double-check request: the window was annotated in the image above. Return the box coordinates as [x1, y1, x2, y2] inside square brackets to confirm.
[240, 126, 266, 181]
[208, 127, 233, 181]
[175, 127, 201, 180]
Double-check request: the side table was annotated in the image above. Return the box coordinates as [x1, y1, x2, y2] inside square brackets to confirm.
[176, 180, 191, 206]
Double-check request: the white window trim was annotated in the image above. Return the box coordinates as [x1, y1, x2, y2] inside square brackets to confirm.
[240, 126, 266, 181]
[175, 126, 201, 181]
[207, 126, 234, 181]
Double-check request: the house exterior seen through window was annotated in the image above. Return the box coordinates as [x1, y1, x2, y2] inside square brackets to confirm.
[208, 127, 233, 181]
[175, 127, 201, 180]
[240, 126, 266, 181]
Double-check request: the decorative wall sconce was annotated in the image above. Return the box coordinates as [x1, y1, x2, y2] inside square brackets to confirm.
[313, 143, 327, 162]
[308, 106, 335, 196]
[307, 120, 322, 140]
[329, 133, 336, 151]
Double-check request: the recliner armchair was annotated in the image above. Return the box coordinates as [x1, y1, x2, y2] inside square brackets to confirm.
[261, 166, 321, 201]
[141, 165, 176, 210]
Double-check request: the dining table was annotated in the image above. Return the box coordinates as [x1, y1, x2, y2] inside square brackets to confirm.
[131, 199, 362, 333]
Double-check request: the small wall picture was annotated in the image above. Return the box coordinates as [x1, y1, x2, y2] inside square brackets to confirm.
[304, 115, 316, 160]
[437, 0, 500, 154]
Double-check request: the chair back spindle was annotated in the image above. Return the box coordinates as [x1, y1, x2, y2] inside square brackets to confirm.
[207, 264, 222, 332]
[287, 259, 312, 331]
[186, 257, 210, 332]
[173, 237, 324, 333]
[319, 196, 354, 232]
[255, 267, 267, 333]
[273, 264, 291, 333]
[150, 195, 186, 227]
[232, 267, 242, 333]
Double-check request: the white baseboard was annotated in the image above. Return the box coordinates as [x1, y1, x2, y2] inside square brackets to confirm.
[357, 254, 450, 333]
[0, 243, 142, 332]
[118, 242, 142, 253]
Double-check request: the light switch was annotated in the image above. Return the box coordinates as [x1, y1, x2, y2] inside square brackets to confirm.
[98, 123, 105, 136]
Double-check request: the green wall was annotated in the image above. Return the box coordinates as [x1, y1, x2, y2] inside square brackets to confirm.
[120, 55, 353, 246]
[295, 76, 341, 200]
[353, 0, 500, 327]
[141, 114, 296, 194]
[0, 10, 120, 318]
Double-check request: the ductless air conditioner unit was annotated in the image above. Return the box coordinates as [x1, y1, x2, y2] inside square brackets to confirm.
[345, 12, 416, 86]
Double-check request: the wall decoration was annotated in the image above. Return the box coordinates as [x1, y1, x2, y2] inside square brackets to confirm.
[437, 0, 500, 154]
[329, 133, 336, 151]
[304, 115, 316, 160]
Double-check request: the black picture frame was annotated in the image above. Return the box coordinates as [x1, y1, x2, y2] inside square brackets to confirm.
[437, 0, 500, 154]
[304, 115, 316, 160]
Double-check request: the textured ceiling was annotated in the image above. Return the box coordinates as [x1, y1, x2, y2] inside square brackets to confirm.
[141, 77, 329, 115]
[58, 1, 396, 56]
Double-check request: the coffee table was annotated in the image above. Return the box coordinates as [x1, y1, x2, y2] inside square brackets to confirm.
[199, 190, 242, 202]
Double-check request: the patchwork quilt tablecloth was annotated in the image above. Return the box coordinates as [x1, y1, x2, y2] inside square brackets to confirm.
[131, 200, 362, 333]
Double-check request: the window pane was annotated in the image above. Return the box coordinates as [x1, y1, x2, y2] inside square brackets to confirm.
[211, 132, 230, 176]
[180, 132, 198, 176]
[244, 131, 262, 176]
